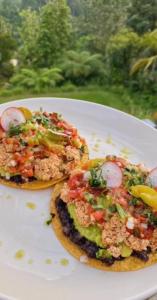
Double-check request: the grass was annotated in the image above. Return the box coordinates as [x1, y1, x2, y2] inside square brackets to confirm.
[0, 85, 154, 119]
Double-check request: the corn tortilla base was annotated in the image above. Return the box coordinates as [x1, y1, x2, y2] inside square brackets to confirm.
[51, 183, 157, 272]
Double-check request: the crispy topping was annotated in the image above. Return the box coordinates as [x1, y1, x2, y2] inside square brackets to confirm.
[34, 155, 63, 181]
[108, 245, 121, 258]
[150, 229, 157, 252]
[75, 201, 92, 227]
[126, 235, 149, 251]
[102, 214, 129, 246]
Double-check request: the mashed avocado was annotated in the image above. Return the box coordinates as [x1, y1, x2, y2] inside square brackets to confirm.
[68, 203, 103, 247]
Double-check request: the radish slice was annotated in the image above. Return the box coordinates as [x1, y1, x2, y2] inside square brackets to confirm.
[146, 167, 157, 188]
[101, 162, 122, 188]
[0, 107, 26, 131]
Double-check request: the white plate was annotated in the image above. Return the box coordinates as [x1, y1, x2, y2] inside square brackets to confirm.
[0, 98, 157, 300]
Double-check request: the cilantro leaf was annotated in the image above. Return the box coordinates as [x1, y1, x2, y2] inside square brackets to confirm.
[89, 168, 106, 188]
[8, 124, 23, 137]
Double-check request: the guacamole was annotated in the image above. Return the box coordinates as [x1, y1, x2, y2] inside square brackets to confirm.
[68, 203, 103, 247]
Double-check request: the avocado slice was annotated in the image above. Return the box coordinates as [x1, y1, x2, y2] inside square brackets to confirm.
[46, 129, 69, 144]
[39, 136, 64, 152]
[120, 243, 132, 257]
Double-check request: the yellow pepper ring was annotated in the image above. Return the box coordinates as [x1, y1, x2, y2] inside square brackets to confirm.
[18, 107, 32, 120]
[130, 185, 157, 210]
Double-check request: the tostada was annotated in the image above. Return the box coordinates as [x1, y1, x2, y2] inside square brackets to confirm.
[51, 156, 157, 271]
[0, 106, 88, 189]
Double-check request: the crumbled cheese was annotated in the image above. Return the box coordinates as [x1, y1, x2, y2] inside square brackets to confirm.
[126, 217, 135, 230]
[141, 223, 148, 229]
[8, 160, 17, 167]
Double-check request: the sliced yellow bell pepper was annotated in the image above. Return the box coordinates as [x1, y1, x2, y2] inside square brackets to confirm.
[19, 107, 32, 120]
[130, 185, 157, 210]
[140, 193, 157, 210]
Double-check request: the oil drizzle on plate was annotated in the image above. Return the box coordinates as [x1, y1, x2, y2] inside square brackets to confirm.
[15, 249, 25, 260]
[60, 258, 69, 266]
[28, 259, 33, 264]
[120, 147, 132, 159]
[26, 202, 36, 210]
[45, 258, 52, 264]
[106, 135, 115, 145]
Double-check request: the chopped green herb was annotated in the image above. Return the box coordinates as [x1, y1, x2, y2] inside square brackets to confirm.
[89, 167, 106, 188]
[108, 204, 117, 213]
[116, 203, 127, 219]
[46, 213, 55, 226]
[129, 197, 141, 206]
[33, 114, 50, 128]
[80, 145, 85, 154]
[144, 209, 157, 226]
[19, 139, 28, 146]
[124, 167, 145, 188]
[84, 192, 95, 205]
[8, 124, 22, 137]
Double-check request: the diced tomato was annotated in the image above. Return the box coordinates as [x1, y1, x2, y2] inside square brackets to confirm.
[14, 151, 33, 164]
[68, 173, 84, 189]
[68, 188, 84, 200]
[14, 153, 26, 164]
[21, 167, 34, 178]
[43, 112, 49, 117]
[87, 205, 94, 214]
[135, 215, 147, 223]
[91, 211, 105, 222]
[9, 167, 18, 173]
[88, 187, 102, 197]
[143, 227, 153, 239]
[5, 137, 14, 144]
[126, 228, 133, 234]
[50, 112, 59, 123]
[57, 120, 77, 137]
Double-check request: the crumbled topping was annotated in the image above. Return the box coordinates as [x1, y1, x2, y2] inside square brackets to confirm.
[34, 155, 63, 181]
[126, 235, 149, 251]
[150, 229, 157, 252]
[102, 214, 129, 246]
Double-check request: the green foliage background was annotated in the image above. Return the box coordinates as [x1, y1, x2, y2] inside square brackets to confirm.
[0, 0, 157, 118]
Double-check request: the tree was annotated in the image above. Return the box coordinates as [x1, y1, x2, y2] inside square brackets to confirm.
[10, 67, 63, 91]
[106, 28, 140, 84]
[36, 0, 72, 67]
[67, 0, 83, 16]
[131, 55, 157, 75]
[0, 0, 21, 35]
[20, 0, 48, 10]
[74, 0, 130, 54]
[130, 30, 157, 74]
[130, 30, 157, 92]
[60, 50, 104, 85]
[18, 8, 40, 66]
[0, 16, 16, 80]
[127, 0, 157, 34]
